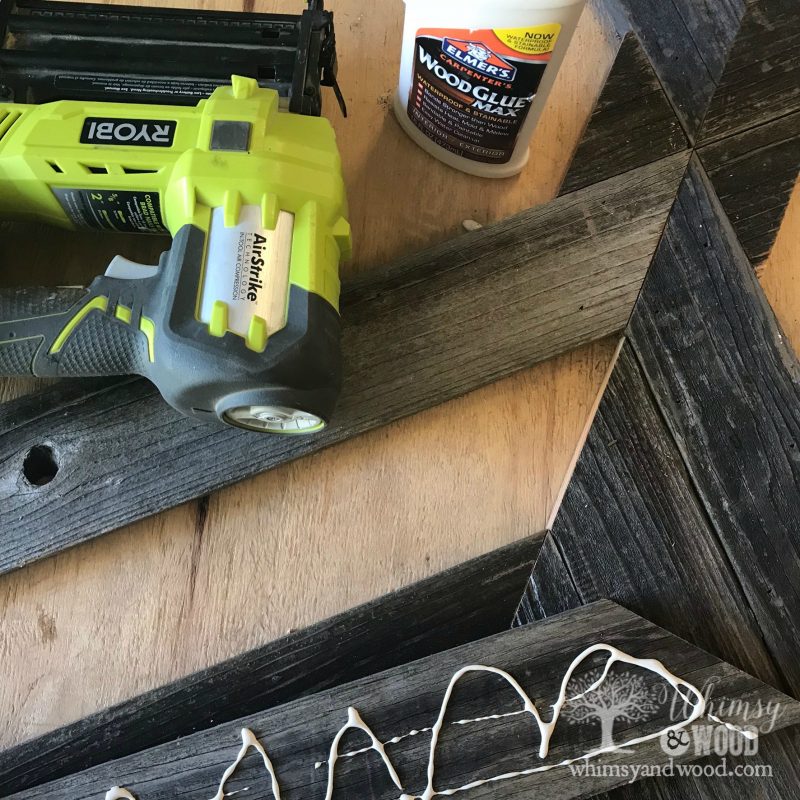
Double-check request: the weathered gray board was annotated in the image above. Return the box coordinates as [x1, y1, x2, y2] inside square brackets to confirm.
[697, 0, 800, 265]
[0, 150, 690, 574]
[0, 536, 542, 795]
[519, 160, 800, 794]
[617, 0, 746, 137]
[0, 32, 690, 574]
[7, 601, 800, 800]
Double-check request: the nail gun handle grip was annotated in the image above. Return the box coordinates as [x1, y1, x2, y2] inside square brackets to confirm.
[0, 286, 150, 377]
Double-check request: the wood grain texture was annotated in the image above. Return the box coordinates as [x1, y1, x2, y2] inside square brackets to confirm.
[0, 0, 621, 753]
[524, 163, 800, 693]
[0, 535, 541, 795]
[520, 160, 800, 797]
[524, 343, 785, 690]
[699, 111, 800, 264]
[628, 158, 800, 696]
[3, 0, 800, 779]
[617, 0, 745, 137]
[695, 0, 800, 267]
[513, 535, 580, 629]
[7, 600, 800, 800]
[559, 33, 687, 194]
[518, 347, 800, 798]
[700, 0, 800, 144]
[0, 151, 689, 574]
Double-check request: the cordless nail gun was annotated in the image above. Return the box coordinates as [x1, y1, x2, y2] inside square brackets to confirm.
[0, 0, 350, 434]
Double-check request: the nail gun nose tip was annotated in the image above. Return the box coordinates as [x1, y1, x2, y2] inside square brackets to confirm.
[223, 404, 326, 434]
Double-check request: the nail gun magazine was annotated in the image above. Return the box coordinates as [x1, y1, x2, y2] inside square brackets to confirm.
[0, 0, 351, 434]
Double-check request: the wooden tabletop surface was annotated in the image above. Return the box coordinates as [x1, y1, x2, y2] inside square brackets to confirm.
[0, 0, 797, 751]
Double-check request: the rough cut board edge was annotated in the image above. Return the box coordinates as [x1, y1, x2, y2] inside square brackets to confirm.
[0, 535, 541, 795]
[517, 159, 800, 796]
[0, 149, 689, 574]
[8, 600, 800, 800]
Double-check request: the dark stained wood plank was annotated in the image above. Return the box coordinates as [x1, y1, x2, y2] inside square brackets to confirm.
[516, 350, 800, 798]
[0, 535, 541, 795]
[0, 151, 689, 576]
[628, 157, 800, 696]
[513, 534, 580, 628]
[521, 343, 784, 692]
[699, 111, 800, 264]
[617, 0, 746, 137]
[7, 601, 800, 800]
[591, 726, 800, 800]
[696, 0, 800, 266]
[519, 158, 800, 798]
[700, 0, 800, 143]
[559, 34, 687, 194]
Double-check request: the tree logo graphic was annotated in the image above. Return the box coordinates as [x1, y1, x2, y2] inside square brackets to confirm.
[563, 668, 662, 749]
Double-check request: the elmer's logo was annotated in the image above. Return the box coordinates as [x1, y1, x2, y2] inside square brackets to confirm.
[80, 117, 176, 147]
[442, 39, 517, 81]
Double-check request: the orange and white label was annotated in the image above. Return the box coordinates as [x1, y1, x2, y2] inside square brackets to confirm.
[407, 24, 561, 164]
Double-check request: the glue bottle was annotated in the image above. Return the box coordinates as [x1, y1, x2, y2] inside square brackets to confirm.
[394, 0, 586, 178]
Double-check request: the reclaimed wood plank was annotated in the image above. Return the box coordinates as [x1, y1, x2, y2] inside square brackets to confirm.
[559, 34, 687, 194]
[700, 0, 800, 144]
[513, 534, 580, 628]
[696, 0, 800, 267]
[699, 111, 800, 264]
[0, 535, 541, 795]
[617, 0, 745, 137]
[7, 600, 800, 800]
[0, 151, 689, 575]
[521, 343, 784, 691]
[516, 348, 800, 798]
[519, 159, 800, 798]
[628, 157, 800, 696]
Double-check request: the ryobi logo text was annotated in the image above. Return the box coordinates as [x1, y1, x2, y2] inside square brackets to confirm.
[80, 117, 177, 147]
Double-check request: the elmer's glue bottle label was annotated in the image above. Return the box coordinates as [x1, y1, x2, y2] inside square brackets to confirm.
[407, 25, 561, 165]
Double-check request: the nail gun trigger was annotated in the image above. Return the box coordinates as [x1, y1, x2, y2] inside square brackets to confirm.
[105, 255, 159, 281]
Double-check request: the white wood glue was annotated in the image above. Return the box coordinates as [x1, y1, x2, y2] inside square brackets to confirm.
[394, 0, 586, 178]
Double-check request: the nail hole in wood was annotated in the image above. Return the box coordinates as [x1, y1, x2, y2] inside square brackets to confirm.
[23, 445, 58, 487]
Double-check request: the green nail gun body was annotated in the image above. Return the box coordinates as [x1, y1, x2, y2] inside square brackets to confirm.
[0, 2, 350, 434]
